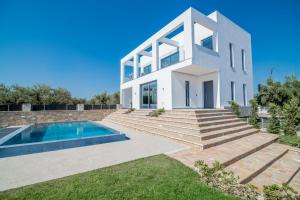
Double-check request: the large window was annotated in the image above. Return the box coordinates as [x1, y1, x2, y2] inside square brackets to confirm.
[231, 81, 235, 101]
[241, 49, 246, 71]
[160, 51, 179, 69]
[243, 84, 247, 106]
[201, 36, 213, 50]
[140, 81, 157, 109]
[229, 43, 234, 68]
[185, 81, 190, 107]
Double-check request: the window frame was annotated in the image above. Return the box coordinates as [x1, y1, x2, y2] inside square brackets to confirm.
[229, 43, 234, 69]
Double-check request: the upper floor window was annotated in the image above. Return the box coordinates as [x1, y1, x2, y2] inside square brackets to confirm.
[160, 51, 179, 69]
[143, 65, 152, 75]
[229, 43, 234, 68]
[201, 36, 213, 50]
[241, 49, 246, 71]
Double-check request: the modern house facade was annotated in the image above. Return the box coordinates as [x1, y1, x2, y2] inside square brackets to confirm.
[120, 7, 253, 109]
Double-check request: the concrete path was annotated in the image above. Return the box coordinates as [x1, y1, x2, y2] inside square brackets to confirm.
[0, 121, 188, 191]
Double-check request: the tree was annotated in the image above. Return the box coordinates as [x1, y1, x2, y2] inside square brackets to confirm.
[31, 84, 54, 105]
[0, 84, 10, 104]
[267, 103, 281, 134]
[52, 88, 73, 104]
[8, 85, 34, 104]
[90, 92, 111, 105]
[281, 98, 300, 136]
[249, 98, 260, 129]
[110, 91, 120, 104]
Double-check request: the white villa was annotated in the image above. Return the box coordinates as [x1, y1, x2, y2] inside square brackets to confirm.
[120, 7, 253, 109]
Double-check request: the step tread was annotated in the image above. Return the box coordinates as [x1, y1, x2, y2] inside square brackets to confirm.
[200, 128, 258, 147]
[200, 121, 247, 132]
[199, 118, 242, 127]
[170, 133, 279, 168]
[250, 150, 300, 192]
[227, 143, 288, 183]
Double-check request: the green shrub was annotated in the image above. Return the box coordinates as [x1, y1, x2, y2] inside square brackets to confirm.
[194, 160, 257, 200]
[249, 99, 260, 129]
[263, 183, 300, 200]
[124, 108, 135, 114]
[149, 108, 165, 117]
[281, 98, 300, 136]
[279, 135, 300, 148]
[228, 101, 241, 116]
[267, 103, 281, 134]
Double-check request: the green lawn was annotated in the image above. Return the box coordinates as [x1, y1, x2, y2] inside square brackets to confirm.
[0, 155, 238, 200]
[279, 135, 300, 148]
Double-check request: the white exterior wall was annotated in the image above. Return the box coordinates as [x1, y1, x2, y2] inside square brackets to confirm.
[120, 8, 253, 109]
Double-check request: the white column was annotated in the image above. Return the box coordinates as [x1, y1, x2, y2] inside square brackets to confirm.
[152, 40, 159, 71]
[120, 62, 125, 84]
[133, 54, 138, 79]
[184, 11, 194, 60]
[140, 65, 144, 76]
[212, 32, 218, 52]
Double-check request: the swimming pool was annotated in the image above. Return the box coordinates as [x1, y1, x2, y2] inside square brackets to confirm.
[0, 121, 127, 157]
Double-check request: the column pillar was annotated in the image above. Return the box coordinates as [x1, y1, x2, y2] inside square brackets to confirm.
[133, 54, 138, 79]
[152, 40, 159, 71]
[120, 62, 125, 84]
[212, 32, 218, 52]
[184, 11, 194, 60]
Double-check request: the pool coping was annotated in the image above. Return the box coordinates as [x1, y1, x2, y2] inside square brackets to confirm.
[0, 121, 127, 158]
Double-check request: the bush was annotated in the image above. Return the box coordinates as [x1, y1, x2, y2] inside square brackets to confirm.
[279, 135, 300, 148]
[281, 98, 300, 136]
[228, 101, 241, 116]
[124, 108, 135, 114]
[249, 99, 260, 129]
[149, 108, 165, 117]
[194, 160, 257, 200]
[267, 103, 281, 134]
[263, 183, 300, 200]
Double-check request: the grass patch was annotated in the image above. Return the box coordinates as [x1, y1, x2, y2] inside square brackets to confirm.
[0, 155, 238, 200]
[279, 135, 300, 148]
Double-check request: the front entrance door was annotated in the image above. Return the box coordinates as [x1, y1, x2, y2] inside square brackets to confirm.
[203, 80, 214, 108]
[141, 81, 157, 109]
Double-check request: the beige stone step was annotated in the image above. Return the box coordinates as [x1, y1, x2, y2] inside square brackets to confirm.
[227, 143, 289, 184]
[107, 115, 201, 134]
[107, 113, 201, 128]
[164, 111, 233, 118]
[199, 118, 241, 127]
[201, 129, 259, 149]
[289, 169, 300, 193]
[157, 115, 200, 123]
[250, 150, 300, 192]
[199, 115, 237, 122]
[104, 117, 202, 143]
[200, 121, 248, 133]
[170, 133, 279, 168]
[200, 125, 254, 140]
[103, 118, 202, 147]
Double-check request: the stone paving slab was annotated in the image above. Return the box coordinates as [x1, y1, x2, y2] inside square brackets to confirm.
[0, 121, 188, 191]
[170, 133, 278, 168]
[227, 143, 288, 184]
[290, 170, 300, 193]
[250, 150, 300, 192]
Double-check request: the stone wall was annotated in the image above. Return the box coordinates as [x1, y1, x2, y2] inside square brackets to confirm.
[0, 110, 116, 127]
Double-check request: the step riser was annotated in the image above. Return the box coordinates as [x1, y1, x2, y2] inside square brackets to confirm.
[107, 116, 201, 134]
[164, 112, 233, 118]
[158, 116, 200, 123]
[199, 115, 236, 122]
[202, 130, 259, 149]
[201, 127, 254, 141]
[200, 123, 247, 133]
[199, 119, 241, 127]
[239, 149, 289, 184]
[106, 118, 202, 142]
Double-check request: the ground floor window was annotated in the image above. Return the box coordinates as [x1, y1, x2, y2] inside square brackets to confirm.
[231, 81, 235, 101]
[140, 81, 157, 109]
[243, 84, 247, 106]
[185, 81, 190, 107]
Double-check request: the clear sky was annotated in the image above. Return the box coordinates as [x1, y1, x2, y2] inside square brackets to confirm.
[0, 0, 299, 98]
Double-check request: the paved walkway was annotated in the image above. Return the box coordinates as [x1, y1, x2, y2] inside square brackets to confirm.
[0, 121, 188, 191]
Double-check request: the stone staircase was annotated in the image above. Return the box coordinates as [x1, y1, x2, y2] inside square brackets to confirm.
[103, 109, 300, 192]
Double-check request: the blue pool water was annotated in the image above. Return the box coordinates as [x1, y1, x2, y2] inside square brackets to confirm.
[1, 121, 120, 146]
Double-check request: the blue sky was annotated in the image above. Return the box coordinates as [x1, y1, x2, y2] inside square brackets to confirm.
[0, 0, 299, 98]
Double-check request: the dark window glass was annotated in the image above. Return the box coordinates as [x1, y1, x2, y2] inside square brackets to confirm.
[231, 81, 235, 101]
[201, 36, 213, 50]
[160, 51, 179, 68]
[185, 81, 190, 107]
[243, 84, 247, 106]
[143, 65, 151, 75]
[229, 43, 234, 68]
[242, 49, 246, 71]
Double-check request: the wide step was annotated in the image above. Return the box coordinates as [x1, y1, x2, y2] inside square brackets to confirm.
[250, 150, 300, 192]
[226, 143, 288, 184]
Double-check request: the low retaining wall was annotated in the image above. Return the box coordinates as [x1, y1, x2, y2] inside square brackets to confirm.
[0, 110, 116, 127]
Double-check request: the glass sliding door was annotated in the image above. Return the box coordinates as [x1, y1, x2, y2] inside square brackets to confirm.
[140, 81, 157, 109]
